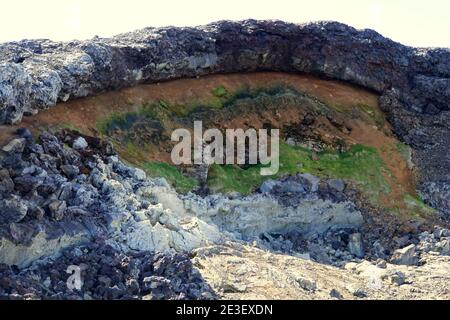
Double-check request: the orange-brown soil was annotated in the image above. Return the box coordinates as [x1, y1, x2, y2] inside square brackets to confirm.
[0, 72, 424, 219]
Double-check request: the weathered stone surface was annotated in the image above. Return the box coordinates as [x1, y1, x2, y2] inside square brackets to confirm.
[390, 244, 419, 266]
[0, 20, 447, 121]
[327, 179, 346, 193]
[348, 233, 365, 258]
[47, 200, 67, 221]
[0, 195, 28, 224]
[72, 137, 88, 150]
[0, 169, 14, 194]
[1, 138, 26, 153]
[60, 165, 79, 179]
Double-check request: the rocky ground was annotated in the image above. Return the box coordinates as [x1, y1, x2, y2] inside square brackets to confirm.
[0, 129, 448, 300]
[194, 241, 450, 300]
[0, 243, 216, 300]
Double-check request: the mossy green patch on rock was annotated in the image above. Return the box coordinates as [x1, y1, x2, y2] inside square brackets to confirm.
[212, 86, 228, 98]
[208, 143, 390, 200]
[96, 103, 165, 135]
[143, 162, 198, 193]
[403, 194, 437, 218]
[207, 163, 267, 195]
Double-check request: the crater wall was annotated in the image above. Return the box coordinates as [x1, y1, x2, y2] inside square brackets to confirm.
[0, 20, 449, 214]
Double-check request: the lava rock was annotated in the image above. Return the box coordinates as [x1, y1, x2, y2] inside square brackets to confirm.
[295, 276, 317, 292]
[298, 173, 320, 192]
[0, 195, 28, 224]
[73, 137, 88, 151]
[16, 128, 33, 141]
[1, 138, 26, 154]
[61, 165, 79, 179]
[259, 180, 276, 194]
[47, 200, 67, 221]
[329, 289, 343, 299]
[348, 233, 365, 258]
[390, 244, 419, 266]
[13, 175, 43, 193]
[389, 271, 406, 286]
[27, 205, 45, 221]
[435, 239, 450, 255]
[327, 179, 346, 192]
[352, 288, 368, 298]
[0, 169, 15, 194]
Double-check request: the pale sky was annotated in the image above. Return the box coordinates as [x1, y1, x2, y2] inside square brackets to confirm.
[2, 0, 449, 47]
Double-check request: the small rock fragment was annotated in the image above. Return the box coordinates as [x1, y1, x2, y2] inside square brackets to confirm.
[2, 138, 26, 153]
[48, 200, 67, 221]
[348, 233, 364, 258]
[389, 271, 406, 286]
[296, 276, 317, 292]
[73, 137, 88, 150]
[0, 196, 28, 224]
[390, 244, 418, 266]
[330, 289, 343, 299]
[61, 165, 79, 179]
[327, 179, 346, 192]
[352, 288, 368, 298]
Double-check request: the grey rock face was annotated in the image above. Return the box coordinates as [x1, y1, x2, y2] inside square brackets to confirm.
[0, 20, 448, 122]
[0, 63, 32, 124]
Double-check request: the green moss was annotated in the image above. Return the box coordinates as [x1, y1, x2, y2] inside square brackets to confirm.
[403, 194, 436, 217]
[52, 123, 82, 133]
[143, 162, 198, 193]
[96, 103, 164, 135]
[97, 112, 137, 135]
[208, 164, 267, 194]
[206, 142, 436, 218]
[221, 85, 296, 108]
[208, 143, 390, 201]
[212, 86, 228, 98]
[91, 84, 433, 219]
[395, 142, 412, 162]
[328, 102, 385, 127]
[96, 86, 306, 134]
